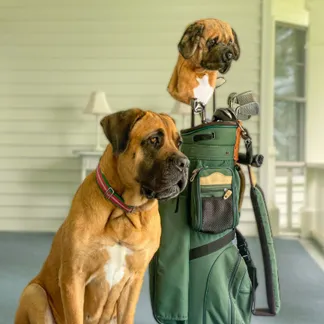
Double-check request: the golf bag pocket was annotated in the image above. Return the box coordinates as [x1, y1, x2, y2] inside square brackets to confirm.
[150, 196, 190, 324]
[190, 164, 236, 233]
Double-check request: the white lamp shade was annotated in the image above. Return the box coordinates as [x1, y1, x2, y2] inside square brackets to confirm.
[84, 91, 112, 115]
[171, 101, 192, 115]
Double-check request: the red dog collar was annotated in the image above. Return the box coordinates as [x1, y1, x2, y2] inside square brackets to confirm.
[96, 164, 135, 214]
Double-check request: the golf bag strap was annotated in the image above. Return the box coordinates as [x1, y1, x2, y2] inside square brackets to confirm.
[236, 229, 274, 316]
[244, 165, 277, 316]
[189, 229, 235, 260]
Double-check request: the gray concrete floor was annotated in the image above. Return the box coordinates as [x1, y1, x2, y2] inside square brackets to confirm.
[0, 232, 323, 324]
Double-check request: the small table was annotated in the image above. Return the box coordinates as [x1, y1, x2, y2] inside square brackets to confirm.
[73, 150, 103, 182]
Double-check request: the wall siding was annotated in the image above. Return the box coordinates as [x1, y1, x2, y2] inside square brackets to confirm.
[0, 0, 262, 232]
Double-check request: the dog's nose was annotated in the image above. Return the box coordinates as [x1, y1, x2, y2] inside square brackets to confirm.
[175, 156, 190, 171]
[177, 156, 190, 170]
[226, 52, 233, 60]
[169, 154, 190, 171]
[223, 50, 233, 62]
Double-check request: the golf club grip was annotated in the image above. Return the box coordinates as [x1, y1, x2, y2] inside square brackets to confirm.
[251, 154, 264, 167]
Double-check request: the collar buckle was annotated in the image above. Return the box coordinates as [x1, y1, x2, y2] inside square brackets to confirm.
[129, 206, 136, 213]
[105, 187, 114, 199]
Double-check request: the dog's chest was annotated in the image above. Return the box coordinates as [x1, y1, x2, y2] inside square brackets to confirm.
[193, 74, 214, 105]
[104, 244, 132, 287]
[86, 244, 133, 288]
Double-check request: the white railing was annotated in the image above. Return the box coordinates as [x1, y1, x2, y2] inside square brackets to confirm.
[300, 164, 324, 249]
[275, 162, 306, 233]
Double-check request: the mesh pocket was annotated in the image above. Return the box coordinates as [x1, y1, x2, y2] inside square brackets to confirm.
[189, 165, 236, 233]
[201, 195, 233, 233]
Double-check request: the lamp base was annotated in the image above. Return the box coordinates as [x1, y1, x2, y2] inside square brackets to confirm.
[95, 115, 104, 152]
[94, 143, 104, 152]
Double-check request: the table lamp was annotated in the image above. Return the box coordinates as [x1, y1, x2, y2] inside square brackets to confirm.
[84, 91, 112, 151]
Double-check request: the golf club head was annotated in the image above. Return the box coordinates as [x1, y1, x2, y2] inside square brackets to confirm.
[235, 102, 260, 118]
[235, 112, 252, 121]
[235, 91, 257, 106]
[227, 92, 238, 108]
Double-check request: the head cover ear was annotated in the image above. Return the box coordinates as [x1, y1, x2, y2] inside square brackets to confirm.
[100, 108, 145, 155]
[231, 28, 241, 60]
[178, 22, 205, 59]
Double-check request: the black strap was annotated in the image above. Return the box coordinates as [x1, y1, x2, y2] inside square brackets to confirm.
[189, 230, 235, 260]
[237, 124, 264, 168]
[236, 229, 276, 316]
[236, 229, 258, 290]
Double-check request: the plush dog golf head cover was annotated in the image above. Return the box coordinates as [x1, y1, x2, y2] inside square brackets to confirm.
[168, 18, 240, 105]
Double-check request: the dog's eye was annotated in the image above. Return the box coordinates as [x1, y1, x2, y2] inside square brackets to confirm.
[207, 38, 218, 48]
[208, 39, 215, 47]
[149, 136, 160, 145]
[177, 140, 183, 147]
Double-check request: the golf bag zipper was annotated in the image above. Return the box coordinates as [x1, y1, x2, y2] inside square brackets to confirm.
[190, 167, 205, 182]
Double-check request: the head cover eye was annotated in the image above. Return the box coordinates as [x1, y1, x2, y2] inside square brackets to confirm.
[207, 38, 218, 48]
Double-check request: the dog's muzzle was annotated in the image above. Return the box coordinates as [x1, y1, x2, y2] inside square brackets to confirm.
[201, 44, 235, 73]
[140, 154, 189, 201]
[141, 176, 187, 201]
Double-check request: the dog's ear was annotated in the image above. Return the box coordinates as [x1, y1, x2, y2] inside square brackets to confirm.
[178, 22, 205, 59]
[100, 108, 146, 155]
[231, 28, 240, 60]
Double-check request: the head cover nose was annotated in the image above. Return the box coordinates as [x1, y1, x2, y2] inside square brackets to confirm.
[223, 49, 234, 62]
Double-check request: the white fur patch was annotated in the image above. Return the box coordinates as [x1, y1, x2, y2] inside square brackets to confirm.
[193, 74, 214, 105]
[85, 273, 96, 286]
[110, 318, 117, 324]
[104, 244, 132, 288]
[45, 305, 56, 324]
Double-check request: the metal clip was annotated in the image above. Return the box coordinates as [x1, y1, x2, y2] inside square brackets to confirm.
[223, 189, 232, 200]
[105, 187, 114, 199]
[190, 98, 208, 124]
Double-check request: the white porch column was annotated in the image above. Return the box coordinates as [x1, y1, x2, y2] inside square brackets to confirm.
[259, 0, 280, 236]
[301, 0, 324, 248]
[305, 0, 324, 164]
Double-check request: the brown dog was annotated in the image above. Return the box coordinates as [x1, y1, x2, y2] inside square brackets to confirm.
[168, 18, 240, 105]
[14, 108, 189, 324]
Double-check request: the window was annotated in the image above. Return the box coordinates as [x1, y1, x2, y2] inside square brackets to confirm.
[274, 23, 307, 162]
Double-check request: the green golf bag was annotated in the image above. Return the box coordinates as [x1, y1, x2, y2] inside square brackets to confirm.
[149, 121, 281, 324]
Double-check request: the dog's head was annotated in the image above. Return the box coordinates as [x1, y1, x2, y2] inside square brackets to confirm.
[178, 18, 240, 73]
[100, 108, 189, 202]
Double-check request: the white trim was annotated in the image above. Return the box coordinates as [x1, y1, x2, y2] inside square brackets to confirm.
[259, 0, 276, 202]
[310, 231, 324, 252]
[300, 238, 324, 272]
[0, 218, 61, 232]
[305, 0, 321, 12]
[305, 0, 311, 11]
[273, 0, 309, 27]
[306, 163, 324, 170]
